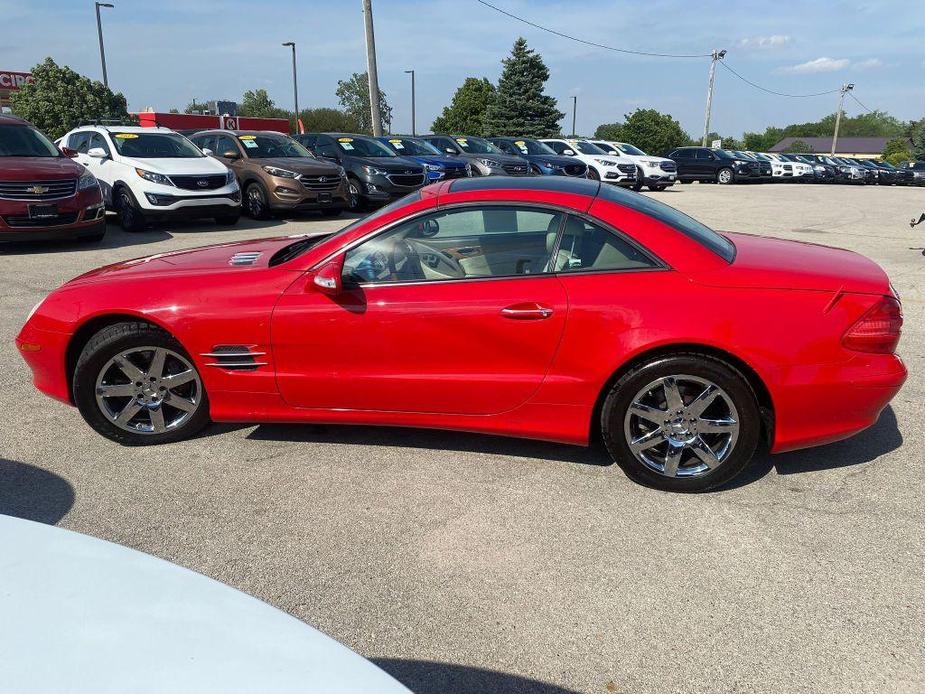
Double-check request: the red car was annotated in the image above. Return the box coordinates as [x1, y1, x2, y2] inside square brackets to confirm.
[17, 178, 906, 491]
[0, 115, 106, 243]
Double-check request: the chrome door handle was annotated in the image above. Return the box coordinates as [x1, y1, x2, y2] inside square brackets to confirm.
[500, 304, 554, 320]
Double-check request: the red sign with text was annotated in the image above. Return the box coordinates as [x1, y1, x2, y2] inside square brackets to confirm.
[0, 71, 33, 91]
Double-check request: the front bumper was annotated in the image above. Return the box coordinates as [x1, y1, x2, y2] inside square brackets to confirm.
[136, 183, 240, 212]
[269, 178, 349, 211]
[771, 353, 907, 453]
[16, 323, 73, 405]
[640, 166, 677, 186]
[0, 189, 106, 242]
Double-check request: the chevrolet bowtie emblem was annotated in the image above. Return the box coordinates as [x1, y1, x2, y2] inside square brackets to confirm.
[27, 185, 50, 194]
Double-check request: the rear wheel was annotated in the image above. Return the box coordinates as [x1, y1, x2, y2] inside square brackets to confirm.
[716, 167, 734, 185]
[117, 188, 146, 232]
[73, 322, 210, 446]
[600, 354, 760, 492]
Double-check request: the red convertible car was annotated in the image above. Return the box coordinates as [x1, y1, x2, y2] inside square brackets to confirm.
[17, 178, 906, 491]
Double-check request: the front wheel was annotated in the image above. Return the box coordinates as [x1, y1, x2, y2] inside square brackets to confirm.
[600, 354, 760, 492]
[716, 167, 734, 185]
[648, 184, 668, 192]
[73, 322, 210, 446]
[244, 182, 271, 220]
[587, 167, 601, 181]
[346, 178, 366, 212]
[117, 188, 146, 232]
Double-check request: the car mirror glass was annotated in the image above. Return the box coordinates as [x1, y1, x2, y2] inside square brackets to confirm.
[87, 147, 108, 159]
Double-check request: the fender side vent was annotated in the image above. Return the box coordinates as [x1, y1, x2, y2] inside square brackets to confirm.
[201, 345, 267, 371]
[229, 251, 262, 266]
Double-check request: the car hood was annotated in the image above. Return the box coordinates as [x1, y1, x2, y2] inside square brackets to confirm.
[251, 156, 342, 176]
[457, 152, 526, 164]
[410, 155, 467, 168]
[346, 155, 423, 172]
[527, 154, 583, 167]
[0, 516, 409, 694]
[0, 156, 85, 180]
[66, 234, 327, 285]
[129, 156, 229, 175]
[692, 231, 890, 294]
[584, 153, 633, 165]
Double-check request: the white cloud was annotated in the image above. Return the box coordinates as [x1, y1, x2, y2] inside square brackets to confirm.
[738, 35, 791, 49]
[855, 58, 884, 70]
[781, 57, 850, 73]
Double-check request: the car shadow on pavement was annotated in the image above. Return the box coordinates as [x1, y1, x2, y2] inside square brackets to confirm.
[247, 423, 612, 467]
[0, 459, 74, 525]
[371, 659, 581, 694]
[0, 220, 171, 255]
[717, 405, 903, 490]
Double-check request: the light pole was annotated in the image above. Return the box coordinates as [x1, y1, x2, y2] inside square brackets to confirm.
[404, 69, 415, 136]
[701, 48, 726, 147]
[95, 2, 114, 88]
[362, 0, 383, 136]
[571, 96, 577, 138]
[282, 42, 299, 128]
[831, 83, 854, 156]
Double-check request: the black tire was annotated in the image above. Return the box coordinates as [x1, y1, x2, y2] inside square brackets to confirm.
[346, 177, 367, 212]
[716, 167, 735, 185]
[679, 178, 690, 184]
[319, 207, 344, 218]
[600, 353, 760, 492]
[73, 322, 210, 446]
[648, 184, 668, 192]
[587, 167, 601, 181]
[244, 182, 271, 220]
[214, 211, 241, 225]
[116, 187, 146, 232]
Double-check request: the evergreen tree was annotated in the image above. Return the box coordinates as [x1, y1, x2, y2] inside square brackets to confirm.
[432, 77, 495, 134]
[483, 38, 563, 138]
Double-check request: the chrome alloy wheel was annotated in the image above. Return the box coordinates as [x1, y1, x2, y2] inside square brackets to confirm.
[94, 347, 202, 435]
[623, 374, 739, 478]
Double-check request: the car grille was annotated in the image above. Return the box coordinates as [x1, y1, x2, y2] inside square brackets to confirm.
[442, 167, 468, 179]
[299, 175, 342, 191]
[3, 212, 80, 227]
[502, 163, 530, 176]
[170, 174, 227, 191]
[617, 164, 636, 175]
[659, 162, 677, 172]
[0, 179, 77, 200]
[563, 164, 585, 176]
[386, 173, 425, 187]
[760, 164, 772, 174]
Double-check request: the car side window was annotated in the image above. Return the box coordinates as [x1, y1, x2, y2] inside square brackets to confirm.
[317, 141, 340, 159]
[214, 135, 238, 157]
[544, 141, 567, 155]
[553, 216, 658, 273]
[70, 131, 91, 153]
[671, 149, 690, 159]
[343, 205, 565, 285]
[430, 137, 456, 153]
[495, 141, 515, 155]
[88, 133, 110, 156]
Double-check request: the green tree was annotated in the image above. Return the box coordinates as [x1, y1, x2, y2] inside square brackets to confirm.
[335, 72, 392, 134]
[882, 136, 912, 164]
[597, 109, 689, 154]
[183, 99, 211, 114]
[784, 138, 813, 153]
[742, 127, 783, 152]
[910, 120, 925, 160]
[483, 37, 563, 137]
[594, 122, 624, 141]
[10, 57, 131, 140]
[432, 77, 495, 134]
[295, 107, 361, 134]
[239, 89, 290, 119]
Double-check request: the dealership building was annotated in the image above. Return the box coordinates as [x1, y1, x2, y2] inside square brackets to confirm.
[769, 136, 909, 159]
[0, 71, 32, 111]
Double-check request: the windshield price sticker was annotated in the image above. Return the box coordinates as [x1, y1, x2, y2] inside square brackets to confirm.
[389, 139, 404, 148]
[114, 133, 138, 139]
[242, 140, 258, 149]
[238, 135, 256, 140]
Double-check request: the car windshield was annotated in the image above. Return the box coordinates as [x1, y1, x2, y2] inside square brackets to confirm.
[335, 137, 395, 157]
[732, 151, 757, 161]
[589, 141, 619, 154]
[237, 134, 314, 158]
[752, 153, 771, 161]
[453, 137, 500, 154]
[507, 139, 556, 155]
[714, 149, 736, 159]
[111, 132, 205, 158]
[383, 138, 440, 156]
[617, 143, 646, 156]
[0, 124, 61, 157]
[794, 155, 814, 164]
[878, 161, 896, 170]
[574, 141, 607, 155]
[912, 162, 925, 170]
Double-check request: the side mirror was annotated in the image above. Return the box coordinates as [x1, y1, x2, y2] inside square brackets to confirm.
[311, 256, 345, 296]
[201, 147, 214, 156]
[61, 147, 78, 158]
[87, 147, 108, 159]
[222, 151, 240, 160]
[445, 148, 456, 155]
[562, 149, 575, 156]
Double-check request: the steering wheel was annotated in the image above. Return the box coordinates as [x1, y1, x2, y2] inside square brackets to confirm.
[389, 239, 424, 280]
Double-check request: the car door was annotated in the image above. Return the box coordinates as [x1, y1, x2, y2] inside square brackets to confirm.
[271, 204, 569, 415]
[77, 132, 115, 203]
[213, 134, 244, 175]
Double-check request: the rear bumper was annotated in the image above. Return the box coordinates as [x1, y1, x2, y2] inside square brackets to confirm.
[771, 354, 907, 453]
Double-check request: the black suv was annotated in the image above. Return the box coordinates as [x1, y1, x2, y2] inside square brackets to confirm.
[296, 133, 426, 210]
[666, 147, 762, 184]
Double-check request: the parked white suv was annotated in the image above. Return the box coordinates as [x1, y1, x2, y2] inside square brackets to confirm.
[589, 140, 677, 191]
[539, 139, 637, 187]
[762, 152, 814, 181]
[61, 125, 240, 231]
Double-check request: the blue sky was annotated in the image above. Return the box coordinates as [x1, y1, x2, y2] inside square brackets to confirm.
[6, 0, 924, 138]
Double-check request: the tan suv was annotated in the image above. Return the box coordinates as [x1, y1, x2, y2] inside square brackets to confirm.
[190, 130, 348, 219]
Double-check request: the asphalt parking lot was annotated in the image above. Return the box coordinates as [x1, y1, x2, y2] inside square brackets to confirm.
[1, 183, 923, 693]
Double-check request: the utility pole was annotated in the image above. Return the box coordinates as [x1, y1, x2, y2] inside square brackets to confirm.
[405, 69, 415, 136]
[362, 0, 383, 137]
[95, 2, 114, 88]
[701, 48, 726, 147]
[571, 96, 577, 138]
[282, 42, 299, 129]
[831, 83, 854, 156]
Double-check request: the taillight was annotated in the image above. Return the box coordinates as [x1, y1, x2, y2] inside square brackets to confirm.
[842, 295, 903, 353]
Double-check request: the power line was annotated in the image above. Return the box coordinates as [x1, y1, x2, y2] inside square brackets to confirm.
[718, 61, 842, 98]
[474, 0, 712, 59]
[847, 92, 874, 113]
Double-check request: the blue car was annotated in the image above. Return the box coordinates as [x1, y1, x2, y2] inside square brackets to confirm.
[489, 137, 589, 177]
[377, 136, 470, 182]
